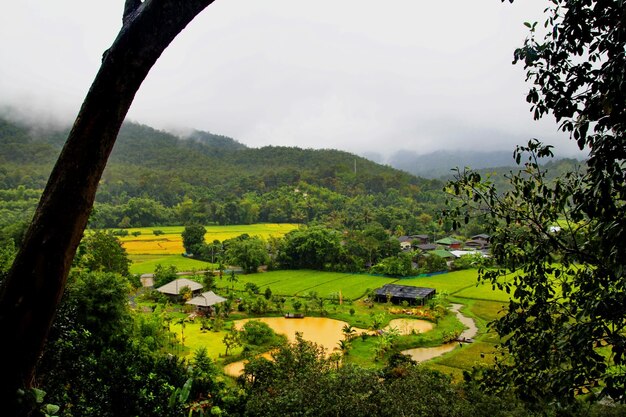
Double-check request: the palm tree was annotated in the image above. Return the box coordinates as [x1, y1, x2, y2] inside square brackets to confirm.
[227, 270, 238, 292]
[337, 339, 351, 356]
[342, 324, 357, 341]
[177, 318, 187, 348]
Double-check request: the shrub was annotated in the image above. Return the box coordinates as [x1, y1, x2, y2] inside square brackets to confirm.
[240, 320, 275, 346]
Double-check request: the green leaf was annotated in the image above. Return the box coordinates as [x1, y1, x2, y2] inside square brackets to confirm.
[44, 404, 60, 416]
[32, 388, 46, 404]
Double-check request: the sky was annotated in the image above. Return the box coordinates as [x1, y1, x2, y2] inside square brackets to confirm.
[0, 0, 582, 160]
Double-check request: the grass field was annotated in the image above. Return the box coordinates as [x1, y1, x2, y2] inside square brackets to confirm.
[217, 269, 509, 304]
[129, 255, 215, 275]
[398, 270, 480, 294]
[230, 270, 398, 300]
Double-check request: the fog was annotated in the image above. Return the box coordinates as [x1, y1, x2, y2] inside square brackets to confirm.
[0, 0, 582, 159]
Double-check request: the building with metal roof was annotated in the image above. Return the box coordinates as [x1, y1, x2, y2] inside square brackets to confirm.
[374, 284, 436, 306]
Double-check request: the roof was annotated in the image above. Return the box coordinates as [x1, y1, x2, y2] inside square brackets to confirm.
[186, 291, 227, 307]
[471, 234, 491, 240]
[416, 243, 437, 251]
[375, 284, 436, 300]
[435, 237, 462, 245]
[465, 239, 489, 248]
[430, 249, 456, 258]
[398, 235, 430, 243]
[156, 278, 203, 295]
[450, 250, 483, 258]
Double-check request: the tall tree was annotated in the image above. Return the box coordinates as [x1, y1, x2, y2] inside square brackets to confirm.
[181, 224, 207, 255]
[77, 230, 131, 276]
[0, 0, 215, 411]
[225, 236, 269, 273]
[446, 0, 626, 403]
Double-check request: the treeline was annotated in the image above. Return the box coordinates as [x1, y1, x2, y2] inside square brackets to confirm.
[89, 183, 444, 233]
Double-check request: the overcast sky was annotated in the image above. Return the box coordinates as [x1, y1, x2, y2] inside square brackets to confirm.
[0, 0, 581, 159]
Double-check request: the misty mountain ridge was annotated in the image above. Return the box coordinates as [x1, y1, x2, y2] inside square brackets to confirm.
[0, 115, 441, 199]
[388, 149, 521, 179]
[1, 113, 580, 189]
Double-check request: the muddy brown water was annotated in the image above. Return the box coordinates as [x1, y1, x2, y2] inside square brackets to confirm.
[224, 316, 436, 377]
[225, 307, 478, 375]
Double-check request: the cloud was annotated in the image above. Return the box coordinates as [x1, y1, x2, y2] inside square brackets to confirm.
[0, 0, 581, 158]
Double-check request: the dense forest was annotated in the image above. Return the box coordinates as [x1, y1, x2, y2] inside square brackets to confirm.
[0, 116, 449, 236]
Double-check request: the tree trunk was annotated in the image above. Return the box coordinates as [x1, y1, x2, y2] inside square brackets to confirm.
[0, 0, 214, 413]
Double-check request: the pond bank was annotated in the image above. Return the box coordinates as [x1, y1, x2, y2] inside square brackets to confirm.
[223, 306, 476, 377]
[401, 303, 477, 363]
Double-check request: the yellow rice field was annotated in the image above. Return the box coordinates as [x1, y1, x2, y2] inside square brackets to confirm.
[116, 224, 299, 255]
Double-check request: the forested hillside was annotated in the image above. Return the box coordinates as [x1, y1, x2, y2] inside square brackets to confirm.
[0, 116, 447, 235]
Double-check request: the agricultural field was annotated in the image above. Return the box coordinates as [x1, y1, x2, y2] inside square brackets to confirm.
[109, 223, 299, 274]
[233, 270, 398, 300]
[142, 267, 513, 379]
[129, 255, 213, 275]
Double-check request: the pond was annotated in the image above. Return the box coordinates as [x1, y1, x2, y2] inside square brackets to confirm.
[401, 303, 478, 363]
[386, 318, 434, 335]
[224, 316, 434, 377]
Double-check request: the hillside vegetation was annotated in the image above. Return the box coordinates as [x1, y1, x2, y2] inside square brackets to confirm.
[0, 116, 448, 235]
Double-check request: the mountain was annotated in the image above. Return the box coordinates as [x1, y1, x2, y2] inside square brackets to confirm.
[0, 115, 446, 231]
[387, 149, 518, 178]
[186, 130, 247, 151]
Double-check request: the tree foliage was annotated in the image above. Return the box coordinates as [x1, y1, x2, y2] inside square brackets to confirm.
[181, 224, 206, 255]
[241, 334, 544, 417]
[371, 252, 415, 277]
[277, 226, 344, 270]
[445, 0, 626, 403]
[224, 235, 269, 273]
[77, 230, 131, 276]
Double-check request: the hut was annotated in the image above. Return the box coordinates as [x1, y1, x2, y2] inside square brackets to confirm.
[186, 291, 227, 313]
[156, 278, 203, 301]
[374, 284, 436, 306]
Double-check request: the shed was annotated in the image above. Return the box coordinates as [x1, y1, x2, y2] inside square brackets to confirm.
[400, 241, 412, 251]
[374, 284, 436, 306]
[450, 250, 482, 258]
[411, 234, 430, 244]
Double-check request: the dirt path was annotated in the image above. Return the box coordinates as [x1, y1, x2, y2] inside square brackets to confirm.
[401, 303, 477, 363]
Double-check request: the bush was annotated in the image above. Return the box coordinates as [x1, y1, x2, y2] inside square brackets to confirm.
[240, 320, 275, 346]
[244, 282, 260, 294]
[417, 254, 448, 274]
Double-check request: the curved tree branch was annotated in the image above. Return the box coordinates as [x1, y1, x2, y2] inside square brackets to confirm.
[0, 0, 215, 412]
